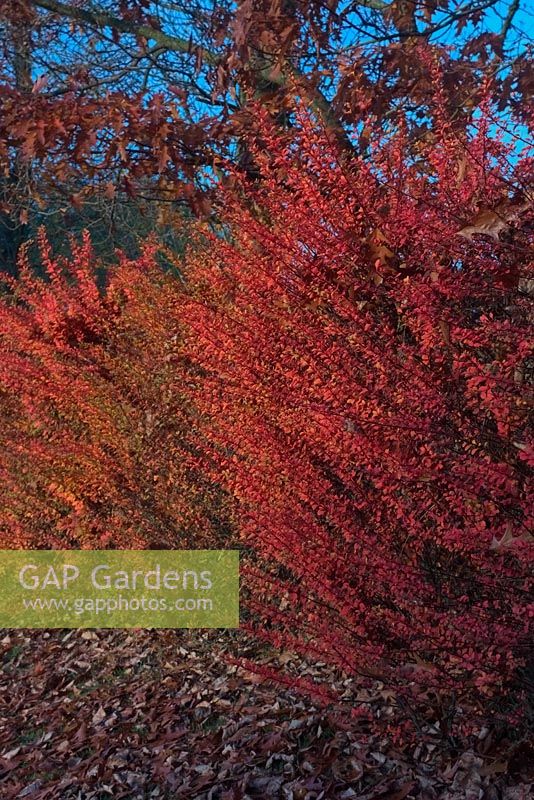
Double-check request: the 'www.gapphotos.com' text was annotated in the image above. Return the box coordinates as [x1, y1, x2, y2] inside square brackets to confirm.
[22, 595, 214, 615]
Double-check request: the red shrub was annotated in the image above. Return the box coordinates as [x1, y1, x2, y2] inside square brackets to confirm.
[179, 97, 533, 735]
[0, 232, 229, 549]
[0, 77, 532, 741]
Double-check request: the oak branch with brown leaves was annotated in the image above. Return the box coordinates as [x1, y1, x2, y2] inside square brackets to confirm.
[0, 0, 532, 272]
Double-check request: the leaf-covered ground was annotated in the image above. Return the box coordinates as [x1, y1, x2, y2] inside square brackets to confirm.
[0, 630, 532, 799]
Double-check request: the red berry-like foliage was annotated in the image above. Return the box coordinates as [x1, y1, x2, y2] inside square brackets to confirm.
[177, 95, 533, 735]
[0, 232, 230, 550]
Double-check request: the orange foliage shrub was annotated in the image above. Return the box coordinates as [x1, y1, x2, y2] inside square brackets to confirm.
[0, 233, 229, 549]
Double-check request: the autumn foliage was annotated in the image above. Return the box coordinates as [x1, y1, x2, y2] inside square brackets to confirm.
[0, 234, 229, 550]
[178, 93, 533, 734]
[1, 76, 533, 739]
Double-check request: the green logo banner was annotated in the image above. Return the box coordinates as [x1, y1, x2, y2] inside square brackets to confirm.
[0, 550, 239, 629]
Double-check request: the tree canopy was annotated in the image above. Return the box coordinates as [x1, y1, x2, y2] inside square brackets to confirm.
[0, 1, 531, 271]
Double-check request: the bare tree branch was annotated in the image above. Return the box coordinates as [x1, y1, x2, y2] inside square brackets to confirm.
[32, 0, 219, 64]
